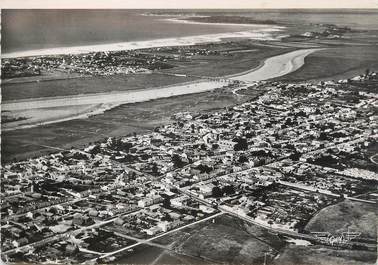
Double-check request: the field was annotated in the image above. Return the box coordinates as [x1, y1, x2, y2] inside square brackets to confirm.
[112, 211, 377, 265]
[274, 245, 377, 265]
[113, 244, 210, 265]
[1, 73, 197, 101]
[165, 215, 284, 265]
[108, 214, 286, 265]
[305, 199, 378, 239]
[161, 42, 294, 77]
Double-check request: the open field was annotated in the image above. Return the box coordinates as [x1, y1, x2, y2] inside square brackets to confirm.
[274, 245, 377, 265]
[165, 215, 285, 265]
[1, 73, 197, 101]
[110, 210, 377, 265]
[112, 244, 210, 265]
[1, 70, 83, 85]
[162, 43, 296, 77]
[305, 199, 378, 239]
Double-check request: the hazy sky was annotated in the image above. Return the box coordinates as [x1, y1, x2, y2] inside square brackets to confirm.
[1, 0, 378, 9]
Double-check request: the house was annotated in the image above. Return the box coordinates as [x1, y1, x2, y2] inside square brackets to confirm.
[145, 226, 161, 236]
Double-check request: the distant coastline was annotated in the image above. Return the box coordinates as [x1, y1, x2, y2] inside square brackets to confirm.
[2, 28, 283, 59]
[173, 15, 280, 26]
[164, 16, 284, 28]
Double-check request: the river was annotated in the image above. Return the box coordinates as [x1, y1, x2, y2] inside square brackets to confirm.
[2, 48, 320, 131]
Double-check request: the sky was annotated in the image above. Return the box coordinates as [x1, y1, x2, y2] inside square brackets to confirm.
[1, 0, 377, 9]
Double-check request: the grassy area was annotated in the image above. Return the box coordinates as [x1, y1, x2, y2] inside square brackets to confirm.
[163, 44, 293, 77]
[1, 73, 197, 101]
[305, 199, 378, 239]
[170, 215, 284, 265]
[274, 245, 377, 265]
[1, 69, 83, 84]
[113, 244, 210, 265]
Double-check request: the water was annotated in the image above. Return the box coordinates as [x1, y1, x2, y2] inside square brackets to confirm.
[2, 9, 378, 54]
[1, 10, 263, 53]
[165, 9, 378, 30]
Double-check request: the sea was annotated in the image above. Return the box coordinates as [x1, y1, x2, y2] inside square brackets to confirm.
[2, 9, 378, 54]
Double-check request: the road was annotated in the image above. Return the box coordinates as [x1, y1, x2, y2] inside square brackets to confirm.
[303, 135, 369, 157]
[277, 180, 341, 197]
[90, 212, 224, 262]
[218, 206, 376, 251]
[277, 180, 376, 204]
[102, 229, 171, 250]
[3, 208, 142, 255]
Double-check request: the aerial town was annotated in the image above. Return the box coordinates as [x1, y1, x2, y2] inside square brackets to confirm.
[1, 68, 377, 263]
[1, 45, 222, 79]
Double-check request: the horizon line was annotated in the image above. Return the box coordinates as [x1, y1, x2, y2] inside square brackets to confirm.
[1, 0, 378, 10]
[2, 7, 378, 10]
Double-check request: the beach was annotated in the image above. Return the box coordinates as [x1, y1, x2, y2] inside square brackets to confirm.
[164, 17, 285, 29]
[2, 29, 283, 59]
[2, 48, 320, 131]
[230, 48, 324, 82]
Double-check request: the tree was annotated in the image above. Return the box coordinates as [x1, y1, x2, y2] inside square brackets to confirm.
[197, 164, 212, 174]
[212, 186, 223, 197]
[289, 151, 301, 161]
[365, 68, 370, 77]
[151, 163, 159, 175]
[222, 185, 235, 195]
[212, 143, 219, 150]
[162, 198, 171, 209]
[319, 132, 328, 141]
[89, 145, 101, 155]
[234, 138, 248, 151]
[238, 155, 248, 163]
[172, 154, 185, 168]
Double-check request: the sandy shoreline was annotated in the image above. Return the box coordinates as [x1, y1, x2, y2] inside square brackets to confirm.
[164, 17, 285, 29]
[231, 48, 324, 82]
[2, 29, 283, 59]
[2, 48, 321, 131]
